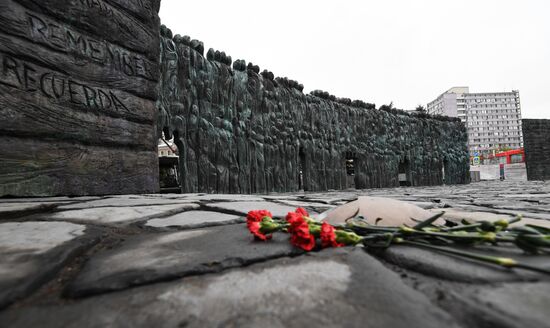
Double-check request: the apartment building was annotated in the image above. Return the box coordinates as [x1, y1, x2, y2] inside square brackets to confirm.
[427, 87, 523, 157]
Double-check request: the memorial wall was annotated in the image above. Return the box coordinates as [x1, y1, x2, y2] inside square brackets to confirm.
[157, 26, 470, 193]
[523, 119, 550, 181]
[0, 1, 470, 197]
[0, 0, 162, 196]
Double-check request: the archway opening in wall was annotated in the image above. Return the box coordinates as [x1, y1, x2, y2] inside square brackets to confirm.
[299, 148, 307, 191]
[398, 159, 411, 187]
[158, 130, 181, 193]
[345, 152, 356, 189]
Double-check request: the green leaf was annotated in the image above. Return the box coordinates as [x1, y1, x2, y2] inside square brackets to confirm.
[413, 211, 445, 230]
[525, 224, 550, 234]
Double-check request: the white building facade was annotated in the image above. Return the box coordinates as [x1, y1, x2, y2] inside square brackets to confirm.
[427, 87, 523, 157]
[158, 140, 178, 157]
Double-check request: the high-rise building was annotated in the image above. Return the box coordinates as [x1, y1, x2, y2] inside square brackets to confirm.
[427, 87, 523, 157]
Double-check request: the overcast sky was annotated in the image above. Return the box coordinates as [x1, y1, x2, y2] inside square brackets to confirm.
[160, 0, 550, 119]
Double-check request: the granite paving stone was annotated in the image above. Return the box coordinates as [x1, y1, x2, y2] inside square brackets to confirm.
[65, 224, 304, 297]
[2, 249, 460, 328]
[180, 194, 265, 202]
[139, 193, 204, 199]
[374, 244, 550, 283]
[0, 197, 101, 204]
[0, 202, 59, 219]
[452, 204, 550, 221]
[203, 201, 314, 217]
[275, 199, 336, 211]
[418, 280, 550, 328]
[44, 203, 200, 226]
[298, 195, 358, 205]
[457, 282, 550, 328]
[57, 196, 197, 210]
[429, 208, 550, 228]
[0, 198, 103, 220]
[145, 210, 243, 229]
[260, 195, 302, 201]
[0, 221, 97, 309]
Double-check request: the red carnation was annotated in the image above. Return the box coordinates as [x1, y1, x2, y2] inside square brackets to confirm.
[247, 220, 272, 241]
[320, 222, 344, 248]
[295, 207, 309, 217]
[285, 211, 303, 225]
[286, 207, 309, 226]
[290, 231, 316, 251]
[247, 210, 272, 223]
[289, 216, 316, 251]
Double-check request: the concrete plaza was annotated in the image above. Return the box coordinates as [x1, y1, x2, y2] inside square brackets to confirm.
[0, 180, 549, 327]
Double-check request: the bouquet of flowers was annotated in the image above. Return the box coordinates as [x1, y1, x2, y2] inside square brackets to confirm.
[246, 207, 550, 275]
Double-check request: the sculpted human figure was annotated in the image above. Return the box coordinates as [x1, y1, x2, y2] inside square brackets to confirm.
[170, 115, 188, 192]
[235, 118, 249, 193]
[264, 135, 274, 192]
[186, 105, 200, 192]
[156, 102, 170, 140]
[197, 112, 213, 193]
[165, 39, 179, 105]
[328, 139, 340, 190]
[319, 138, 329, 191]
[276, 137, 286, 192]
[255, 133, 266, 193]
[301, 133, 313, 191]
[213, 118, 230, 193]
[248, 130, 258, 193]
[283, 134, 295, 191]
[321, 138, 331, 190]
[220, 61, 234, 114]
[158, 32, 178, 135]
[175, 41, 192, 115]
[272, 128, 282, 191]
[204, 116, 218, 193]
[314, 132, 323, 191]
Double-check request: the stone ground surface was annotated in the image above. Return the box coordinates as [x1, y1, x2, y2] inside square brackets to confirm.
[0, 180, 549, 327]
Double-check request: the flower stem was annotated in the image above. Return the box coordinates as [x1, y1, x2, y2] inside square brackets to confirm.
[400, 227, 515, 243]
[398, 240, 550, 275]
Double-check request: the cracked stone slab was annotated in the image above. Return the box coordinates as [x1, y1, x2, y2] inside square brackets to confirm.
[203, 201, 314, 218]
[275, 199, 336, 211]
[261, 195, 302, 201]
[452, 204, 550, 221]
[374, 244, 550, 283]
[44, 204, 199, 226]
[4, 249, 459, 328]
[57, 196, 197, 210]
[65, 224, 304, 297]
[181, 194, 265, 202]
[501, 193, 550, 199]
[0, 202, 59, 219]
[140, 193, 204, 199]
[456, 282, 550, 328]
[0, 221, 97, 309]
[430, 208, 550, 228]
[145, 210, 243, 229]
[0, 198, 104, 220]
[301, 196, 358, 205]
[423, 281, 550, 328]
[0, 197, 101, 204]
